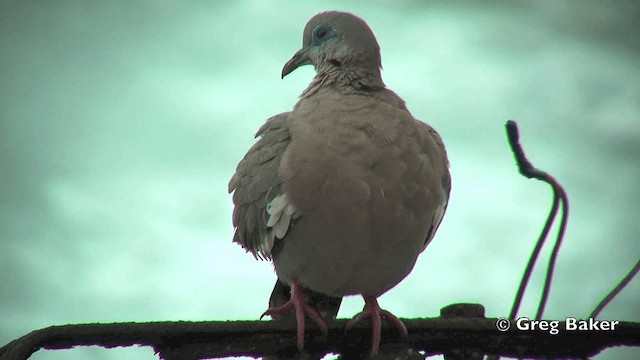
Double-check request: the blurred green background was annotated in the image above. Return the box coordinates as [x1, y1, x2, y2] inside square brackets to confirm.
[1, 1, 638, 359]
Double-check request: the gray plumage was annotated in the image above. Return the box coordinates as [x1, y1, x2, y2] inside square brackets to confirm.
[228, 10, 450, 354]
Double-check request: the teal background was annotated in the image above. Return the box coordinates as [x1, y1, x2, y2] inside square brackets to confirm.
[1, 1, 638, 359]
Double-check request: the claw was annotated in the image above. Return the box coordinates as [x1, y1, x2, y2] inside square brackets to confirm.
[261, 282, 328, 349]
[346, 295, 408, 355]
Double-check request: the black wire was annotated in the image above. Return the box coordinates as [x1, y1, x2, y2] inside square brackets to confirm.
[535, 179, 569, 320]
[508, 188, 559, 319]
[505, 120, 569, 321]
[589, 258, 640, 319]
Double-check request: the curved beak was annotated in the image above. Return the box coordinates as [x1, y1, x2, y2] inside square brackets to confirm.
[282, 47, 311, 79]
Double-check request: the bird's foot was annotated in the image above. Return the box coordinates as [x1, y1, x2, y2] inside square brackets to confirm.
[345, 295, 408, 356]
[261, 282, 328, 350]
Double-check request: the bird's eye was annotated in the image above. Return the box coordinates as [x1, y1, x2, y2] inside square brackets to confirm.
[313, 25, 331, 43]
[316, 27, 327, 40]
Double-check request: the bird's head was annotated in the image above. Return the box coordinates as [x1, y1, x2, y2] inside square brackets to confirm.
[282, 11, 383, 89]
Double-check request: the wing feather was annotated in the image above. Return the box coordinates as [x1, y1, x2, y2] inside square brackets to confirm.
[229, 113, 299, 259]
[415, 121, 451, 251]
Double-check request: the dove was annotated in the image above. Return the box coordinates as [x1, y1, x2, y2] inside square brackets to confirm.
[228, 10, 450, 355]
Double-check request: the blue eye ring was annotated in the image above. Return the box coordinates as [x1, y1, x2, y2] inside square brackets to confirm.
[316, 27, 328, 40]
[312, 25, 333, 44]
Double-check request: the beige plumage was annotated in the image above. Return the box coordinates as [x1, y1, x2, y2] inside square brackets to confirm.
[229, 11, 450, 355]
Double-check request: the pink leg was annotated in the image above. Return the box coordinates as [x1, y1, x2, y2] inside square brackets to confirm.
[261, 282, 328, 350]
[346, 295, 408, 355]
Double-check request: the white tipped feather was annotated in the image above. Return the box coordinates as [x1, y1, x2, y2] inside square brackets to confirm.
[284, 203, 296, 216]
[262, 231, 275, 258]
[266, 194, 287, 214]
[267, 210, 282, 227]
[273, 212, 291, 239]
[261, 193, 298, 257]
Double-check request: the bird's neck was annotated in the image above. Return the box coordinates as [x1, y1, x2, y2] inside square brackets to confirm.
[301, 66, 385, 98]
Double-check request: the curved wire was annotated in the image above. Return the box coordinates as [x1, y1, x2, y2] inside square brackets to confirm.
[504, 120, 569, 321]
[535, 177, 569, 320]
[589, 258, 640, 319]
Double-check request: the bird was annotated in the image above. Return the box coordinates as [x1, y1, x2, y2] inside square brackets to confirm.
[228, 10, 450, 356]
